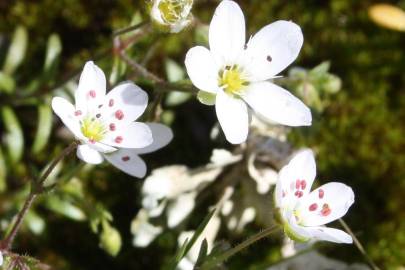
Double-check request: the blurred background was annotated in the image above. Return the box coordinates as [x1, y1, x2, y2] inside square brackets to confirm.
[0, 0, 404, 269]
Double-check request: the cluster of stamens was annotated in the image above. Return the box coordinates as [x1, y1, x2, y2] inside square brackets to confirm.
[307, 188, 331, 216]
[158, 0, 192, 24]
[294, 179, 307, 198]
[218, 65, 248, 96]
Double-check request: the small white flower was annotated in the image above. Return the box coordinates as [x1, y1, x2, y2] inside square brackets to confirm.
[185, 0, 311, 144]
[0, 250, 3, 266]
[274, 150, 355, 244]
[150, 0, 193, 33]
[52, 61, 173, 177]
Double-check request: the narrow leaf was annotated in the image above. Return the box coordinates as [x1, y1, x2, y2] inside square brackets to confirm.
[194, 239, 209, 267]
[3, 25, 28, 75]
[43, 33, 62, 76]
[0, 72, 16, 93]
[32, 102, 53, 154]
[1, 106, 24, 164]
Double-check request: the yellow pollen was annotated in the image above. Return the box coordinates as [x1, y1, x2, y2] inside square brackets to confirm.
[80, 117, 106, 142]
[219, 67, 247, 96]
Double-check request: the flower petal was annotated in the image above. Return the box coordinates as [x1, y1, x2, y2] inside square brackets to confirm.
[75, 61, 106, 113]
[102, 122, 153, 149]
[134, 123, 173, 154]
[242, 81, 312, 126]
[76, 144, 104, 164]
[167, 192, 197, 228]
[101, 82, 148, 126]
[209, 0, 245, 64]
[51, 97, 84, 139]
[275, 149, 316, 208]
[298, 182, 355, 226]
[304, 226, 353, 244]
[215, 90, 249, 144]
[104, 149, 147, 178]
[243, 20, 303, 81]
[185, 46, 221, 93]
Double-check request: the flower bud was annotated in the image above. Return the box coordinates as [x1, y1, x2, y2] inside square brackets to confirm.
[149, 0, 194, 33]
[99, 221, 122, 257]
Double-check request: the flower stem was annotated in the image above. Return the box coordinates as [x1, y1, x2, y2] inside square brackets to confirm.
[339, 219, 381, 270]
[1, 141, 78, 251]
[200, 225, 280, 269]
[113, 22, 147, 37]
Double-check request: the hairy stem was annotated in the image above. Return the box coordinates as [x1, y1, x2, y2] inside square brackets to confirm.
[1, 141, 78, 251]
[200, 226, 280, 269]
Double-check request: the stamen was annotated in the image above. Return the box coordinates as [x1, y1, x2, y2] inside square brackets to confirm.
[109, 123, 116, 131]
[295, 179, 301, 189]
[98, 104, 103, 108]
[121, 156, 130, 162]
[115, 110, 124, 120]
[89, 90, 96, 98]
[267, 55, 272, 62]
[309, 203, 318, 211]
[318, 189, 324, 199]
[115, 136, 123, 144]
[109, 99, 114, 107]
[321, 203, 331, 216]
[74, 110, 82, 116]
[96, 113, 101, 118]
[89, 139, 95, 144]
[300, 180, 307, 190]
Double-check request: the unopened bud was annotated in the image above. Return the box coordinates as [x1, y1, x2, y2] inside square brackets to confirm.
[149, 0, 194, 33]
[99, 221, 122, 257]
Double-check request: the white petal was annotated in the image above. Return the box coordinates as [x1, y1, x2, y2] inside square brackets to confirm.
[102, 122, 152, 149]
[215, 90, 249, 144]
[76, 144, 104, 164]
[242, 81, 312, 126]
[243, 20, 303, 81]
[51, 97, 84, 139]
[134, 123, 173, 154]
[86, 141, 117, 153]
[209, 0, 245, 64]
[167, 192, 197, 228]
[304, 226, 353, 244]
[0, 251, 3, 266]
[185, 46, 221, 93]
[275, 149, 316, 208]
[298, 182, 355, 226]
[101, 82, 148, 126]
[75, 61, 106, 113]
[104, 149, 147, 178]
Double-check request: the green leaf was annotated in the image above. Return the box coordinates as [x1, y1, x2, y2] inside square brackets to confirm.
[0, 72, 16, 93]
[165, 59, 185, 82]
[309, 61, 330, 77]
[44, 196, 86, 221]
[195, 239, 209, 267]
[31, 102, 53, 154]
[0, 146, 7, 192]
[1, 106, 24, 164]
[197, 91, 216, 106]
[43, 33, 62, 76]
[3, 25, 28, 75]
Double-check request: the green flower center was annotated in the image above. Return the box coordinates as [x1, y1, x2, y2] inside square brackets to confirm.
[80, 116, 107, 142]
[218, 66, 248, 96]
[158, 0, 192, 23]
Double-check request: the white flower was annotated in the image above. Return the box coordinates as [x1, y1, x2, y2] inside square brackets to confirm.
[0, 250, 3, 266]
[150, 0, 193, 33]
[52, 61, 173, 178]
[274, 150, 355, 243]
[185, 0, 311, 144]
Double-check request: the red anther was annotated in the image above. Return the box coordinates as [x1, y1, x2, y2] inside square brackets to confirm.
[96, 113, 101, 118]
[301, 180, 307, 190]
[282, 190, 286, 198]
[298, 191, 304, 198]
[115, 110, 124, 120]
[109, 99, 114, 107]
[74, 110, 82, 116]
[294, 191, 300, 197]
[89, 139, 95, 144]
[318, 189, 324, 199]
[89, 90, 96, 98]
[309, 203, 318, 211]
[115, 136, 123, 143]
[109, 123, 116, 131]
[321, 203, 331, 216]
[295, 179, 301, 189]
[121, 156, 130, 162]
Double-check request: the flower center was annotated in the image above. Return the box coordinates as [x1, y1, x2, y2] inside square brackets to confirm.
[218, 66, 248, 96]
[80, 116, 107, 142]
[158, 0, 192, 24]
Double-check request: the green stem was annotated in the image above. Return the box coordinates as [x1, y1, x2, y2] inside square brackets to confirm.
[200, 226, 280, 269]
[1, 141, 78, 251]
[113, 21, 147, 37]
[339, 219, 381, 270]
